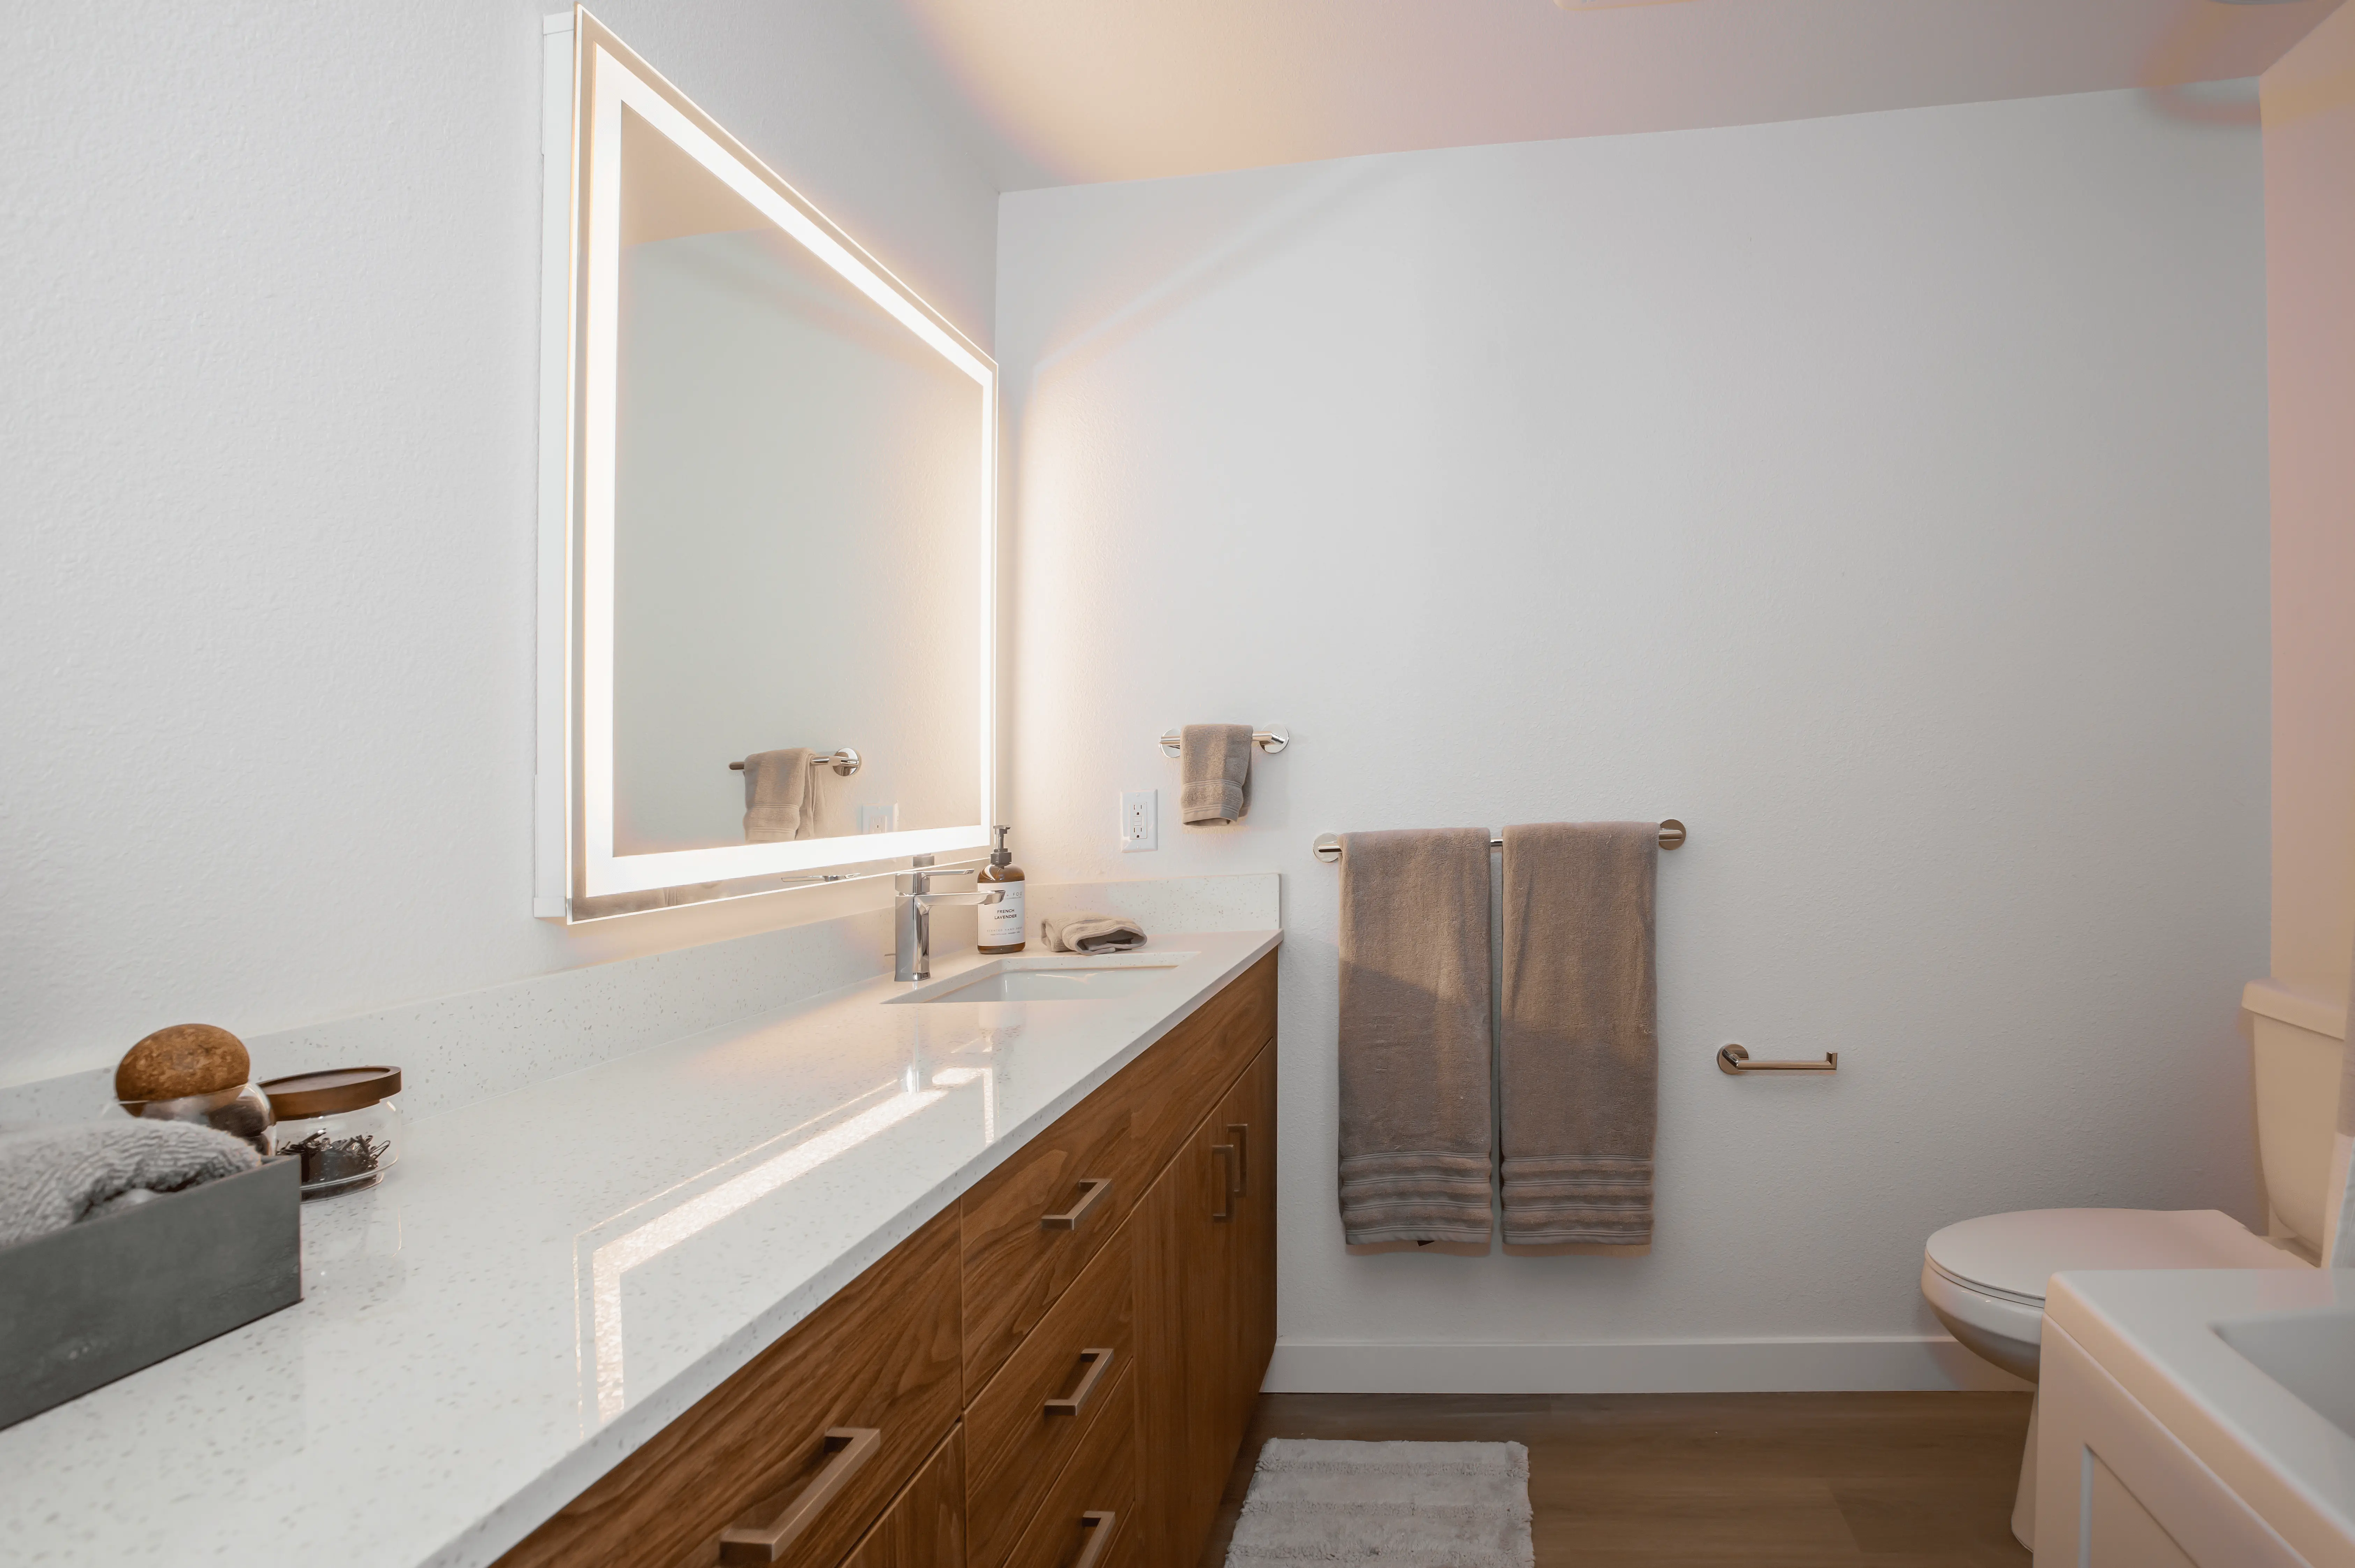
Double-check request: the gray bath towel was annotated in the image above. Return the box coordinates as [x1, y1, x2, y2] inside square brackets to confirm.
[0, 1119, 261, 1248]
[1180, 724, 1252, 825]
[1337, 828, 1496, 1246]
[1041, 911, 1147, 953]
[1499, 822, 1658, 1248]
[741, 748, 816, 842]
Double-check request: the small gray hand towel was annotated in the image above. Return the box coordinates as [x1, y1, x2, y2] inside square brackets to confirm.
[741, 748, 816, 842]
[1041, 911, 1148, 953]
[0, 1119, 261, 1247]
[1337, 827, 1496, 1247]
[1181, 724, 1252, 825]
[1499, 822, 1658, 1248]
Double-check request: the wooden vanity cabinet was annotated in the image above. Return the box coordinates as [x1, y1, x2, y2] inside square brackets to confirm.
[494, 951, 1277, 1568]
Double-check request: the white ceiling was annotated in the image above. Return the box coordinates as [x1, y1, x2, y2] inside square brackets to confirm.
[856, 0, 2337, 190]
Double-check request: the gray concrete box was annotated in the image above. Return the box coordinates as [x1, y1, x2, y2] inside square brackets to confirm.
[0, 1155, 302, 1428]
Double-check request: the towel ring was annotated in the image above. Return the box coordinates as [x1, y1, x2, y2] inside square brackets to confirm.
[1160, 727, 1288, 758]
[1311, 821, 1685, 863]
[730, 749, 861, 777]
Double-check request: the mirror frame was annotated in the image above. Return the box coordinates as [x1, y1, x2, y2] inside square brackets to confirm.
[534, 9, 997, 921]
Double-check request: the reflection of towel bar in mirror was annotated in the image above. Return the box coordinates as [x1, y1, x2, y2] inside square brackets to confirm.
[1310, 820, 1685, 862]
[1159, 727, 1289, 758]
[1718, 1044, 1838, 1075]
[729, 749, 861, 777]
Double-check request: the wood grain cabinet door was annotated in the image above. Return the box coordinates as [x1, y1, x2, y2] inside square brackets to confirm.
[842, 1427, 967, 1568]
[493, 1210, 962, 1568]
[1133, 1107, 1239, 1567]
[1132, 1036, 1280, 1568]
[1214, 1043, 1278, 1470]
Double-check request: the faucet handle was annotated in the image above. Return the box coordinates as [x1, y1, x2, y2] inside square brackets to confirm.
[895, 864, 981, 894]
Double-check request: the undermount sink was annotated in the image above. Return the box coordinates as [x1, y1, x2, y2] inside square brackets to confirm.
[890, 954, 1194, 1005]
[2214, 1306, 2355, 1441]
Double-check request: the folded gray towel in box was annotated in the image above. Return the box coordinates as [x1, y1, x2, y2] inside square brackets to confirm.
[1041, 911, 1148, 953]
[0, 1119, 261, 1248]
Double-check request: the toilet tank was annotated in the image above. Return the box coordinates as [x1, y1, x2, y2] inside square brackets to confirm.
[2245, 977, 2350, 1253]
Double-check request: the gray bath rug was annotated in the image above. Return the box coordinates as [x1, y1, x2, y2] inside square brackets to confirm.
[1224, 1438, 1534, 1567]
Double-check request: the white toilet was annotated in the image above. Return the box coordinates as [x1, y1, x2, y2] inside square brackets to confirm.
[1921, 979, 2347, 1549]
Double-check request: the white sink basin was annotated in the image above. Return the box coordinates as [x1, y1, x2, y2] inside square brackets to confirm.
[889, 954, 1194, 1005]
[2215, 1306, 2355, 1441]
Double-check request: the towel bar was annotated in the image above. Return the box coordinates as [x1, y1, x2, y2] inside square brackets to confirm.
[1311, 820, 1685, 862]
[1717, 1044, 1838, 1075]
[1160, 727, 1289, 758]
[729, 748, 861, 777]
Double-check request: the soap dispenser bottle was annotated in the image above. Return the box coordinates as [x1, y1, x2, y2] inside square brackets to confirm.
[977, 825, 1026, 954]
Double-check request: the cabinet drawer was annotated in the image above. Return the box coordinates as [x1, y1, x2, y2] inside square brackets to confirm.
[1003, 1367, 1137, 1568]
[961, 1062, 1142, 1394]
[967, 1221, 1136, 1568]
[841, 1427, 966, 1568]
[494, 1209, 962, 1568]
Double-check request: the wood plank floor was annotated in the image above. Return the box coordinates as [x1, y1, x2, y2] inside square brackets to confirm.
[1197, 1392, 2034, 1568]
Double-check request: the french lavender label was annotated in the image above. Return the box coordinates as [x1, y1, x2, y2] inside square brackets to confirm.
[980, 882, 1026, 948]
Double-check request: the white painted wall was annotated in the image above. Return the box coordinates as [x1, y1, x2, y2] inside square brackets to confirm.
[0, 1, 1000, 1087]
[997, 88, 2271, 1384]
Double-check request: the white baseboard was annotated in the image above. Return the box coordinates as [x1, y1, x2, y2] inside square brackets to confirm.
[1263, 1336, 2031, 1394]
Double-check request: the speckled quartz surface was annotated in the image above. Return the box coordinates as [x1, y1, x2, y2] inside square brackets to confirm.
[0, 929, 1280, 1568]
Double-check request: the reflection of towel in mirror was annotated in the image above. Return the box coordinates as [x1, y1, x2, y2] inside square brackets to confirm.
[742, 748, 816, 842]
[1041, 911, 1148, 954]
[1181, 724, 1253, 825]
[0, 1119, 262, 1247]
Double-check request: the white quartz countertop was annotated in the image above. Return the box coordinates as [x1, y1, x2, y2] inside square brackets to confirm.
[0, 929, 1281, 1568]
[2047, 1268, 2355, 1566]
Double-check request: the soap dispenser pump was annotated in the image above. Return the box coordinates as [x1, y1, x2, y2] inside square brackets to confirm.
[977, 825, 1026, 954]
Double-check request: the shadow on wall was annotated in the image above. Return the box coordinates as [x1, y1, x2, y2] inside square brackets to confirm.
[2141, 0, 2345, 124]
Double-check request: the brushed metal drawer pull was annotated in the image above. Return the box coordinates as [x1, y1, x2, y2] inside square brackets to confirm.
[1225, 1123, 1248, 1196]
[1044, 1348, 1114, 1416]
[1212, 1143, 1237, 1221]
[1041, 1178, 1113, 1232]
[1072, 1511, 1116, 1568]
[717, 1427, 881, 1565]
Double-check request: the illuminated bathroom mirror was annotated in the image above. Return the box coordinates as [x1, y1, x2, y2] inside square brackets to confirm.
[535, 9, 995, 921]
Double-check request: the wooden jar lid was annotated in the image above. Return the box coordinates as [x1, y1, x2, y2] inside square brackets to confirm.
[258, 1067, 402, 1119]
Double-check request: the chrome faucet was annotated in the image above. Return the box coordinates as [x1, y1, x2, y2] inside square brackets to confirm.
[894, 855, 1004, 982]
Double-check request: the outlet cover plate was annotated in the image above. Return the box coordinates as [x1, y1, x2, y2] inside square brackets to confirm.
[1121, 789, 1157, 853]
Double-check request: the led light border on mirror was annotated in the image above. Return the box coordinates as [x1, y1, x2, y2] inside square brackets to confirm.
[535, 9, 997, 918]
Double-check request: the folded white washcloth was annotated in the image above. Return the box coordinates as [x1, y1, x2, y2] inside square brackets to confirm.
[1041, 911, 1149, 954]
[0, 1119, 261, 1248]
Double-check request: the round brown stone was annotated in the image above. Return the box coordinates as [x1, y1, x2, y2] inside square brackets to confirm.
[115, 1024, 251, 1102]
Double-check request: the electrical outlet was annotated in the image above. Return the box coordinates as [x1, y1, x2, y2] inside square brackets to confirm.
[1120, 789, 1157, 852]
[858, 803, 898, 834]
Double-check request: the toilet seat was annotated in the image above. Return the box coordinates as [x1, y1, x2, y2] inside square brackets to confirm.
[1921, 1208, 2305, 1382]
[1928, 1208, 2299, 1300]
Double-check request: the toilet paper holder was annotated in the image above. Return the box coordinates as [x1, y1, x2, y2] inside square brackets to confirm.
[1718, 1043, 1839, 1075]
